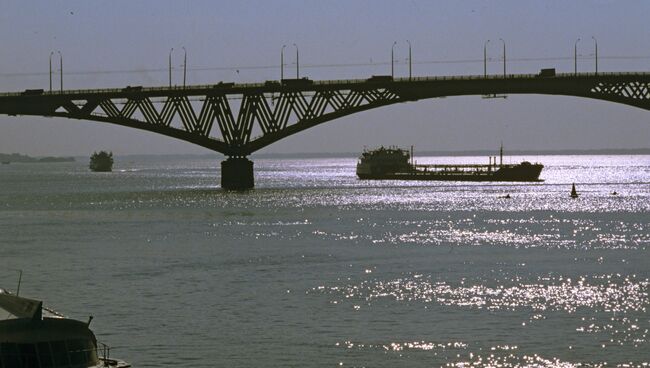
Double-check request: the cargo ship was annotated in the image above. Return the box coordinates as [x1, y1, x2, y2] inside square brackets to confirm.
[356, 145, 543, 181]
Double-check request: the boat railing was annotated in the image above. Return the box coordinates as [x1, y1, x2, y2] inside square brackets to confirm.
[97, 342, 131, 367]
[98, 342, 111, 365]
[413, 163, 506, 171]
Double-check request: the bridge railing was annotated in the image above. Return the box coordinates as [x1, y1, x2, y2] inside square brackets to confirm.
[1, 71, 649, 97]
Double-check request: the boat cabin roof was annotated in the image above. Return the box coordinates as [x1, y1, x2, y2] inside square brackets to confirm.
[0, 289, 43, 320]
[0, 318, 96, 344]
[0, 289, 96, 343]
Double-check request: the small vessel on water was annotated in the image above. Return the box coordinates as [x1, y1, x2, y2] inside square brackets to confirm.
[89, 151, 113, 172]
[570, 183, 579, 198]
[356, 145, 543, 181]
[0, 288, 130, 367]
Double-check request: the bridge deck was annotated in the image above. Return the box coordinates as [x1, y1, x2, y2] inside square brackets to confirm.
[2, 71, 650, 98]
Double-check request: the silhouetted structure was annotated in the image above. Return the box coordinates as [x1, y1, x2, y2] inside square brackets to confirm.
[570, 183, 579, 198]
[89, 151, 113, 172]
[0, 288, 130, 367]
[356, 145, 543, 181]
[1, 72, 650, 189]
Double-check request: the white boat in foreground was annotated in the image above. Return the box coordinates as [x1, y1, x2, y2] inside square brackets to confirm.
[0, 288, 130, 367]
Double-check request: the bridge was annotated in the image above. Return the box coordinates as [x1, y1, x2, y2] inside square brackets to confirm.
[1, 71, 650, 189]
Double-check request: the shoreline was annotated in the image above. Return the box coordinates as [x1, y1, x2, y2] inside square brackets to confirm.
[4, 148, 650, 162]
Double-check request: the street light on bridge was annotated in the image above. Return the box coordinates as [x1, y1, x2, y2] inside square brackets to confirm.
[499, 38, 506, 78]
[280, 45, 286, 80]
[182, 47, 187, 88]
[57, 51, 63, 93]
[483, 39, 490, 78]
[169, 48, 174, 87]
[293, 43, 299, 79]
[574, 38, 580, 76]
[391, 41, 397, 78]
[49, 51, 55, 93]
[592, 36, 598, 75]
[406, 40, 412, 80]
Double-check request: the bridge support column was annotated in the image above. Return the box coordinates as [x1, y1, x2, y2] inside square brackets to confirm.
[221, 157, 254, 190]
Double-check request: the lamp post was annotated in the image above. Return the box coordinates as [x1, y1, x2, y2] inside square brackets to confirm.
[293, 43, 299, 79]
[169, 48, 174, 87]
[281, 45, 286, 80]
[406, 40, 412, 80]
[592, 36, 598, 75]
[499, 38, 506, 78]
[182, 47, 187, 88]
[391, 41, 397, 78]
[49, 51, 55, 93]
[483, 39, 490, 78]
[57, 51, 63, 93]
[574, 38, 580, 76]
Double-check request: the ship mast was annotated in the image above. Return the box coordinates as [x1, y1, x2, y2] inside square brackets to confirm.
[499, 141, 503, 167]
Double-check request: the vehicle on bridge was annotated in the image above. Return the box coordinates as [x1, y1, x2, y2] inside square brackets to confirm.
[366, 75, 394, 82]
[281, 77, 313, 86]
[214, 81, 235, 89]
[537, 68, 556, 77]
[356, 145, 543, 181]
[121, 85, 143, 92]
[20, 89, 44, 96]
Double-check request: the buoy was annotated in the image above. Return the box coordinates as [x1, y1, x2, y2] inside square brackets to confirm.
[611, 191, 618, 196]
[570, 183, 579, 198]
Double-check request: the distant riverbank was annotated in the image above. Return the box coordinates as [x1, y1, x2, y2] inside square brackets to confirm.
[251, 148, 650, 159]
[0, 153, 75, 163]
[3, 148, 649, 163]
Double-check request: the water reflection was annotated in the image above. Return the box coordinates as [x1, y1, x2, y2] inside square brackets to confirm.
[318, 274, 649, 312]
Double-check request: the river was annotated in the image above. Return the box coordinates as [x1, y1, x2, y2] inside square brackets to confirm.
[1, 154, 648, 367]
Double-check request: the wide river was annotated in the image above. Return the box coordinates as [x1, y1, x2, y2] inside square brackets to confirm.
[1, 154, 649, 367]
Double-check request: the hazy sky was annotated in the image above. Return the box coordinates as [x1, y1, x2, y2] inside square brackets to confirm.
[1, 0, 649, 156]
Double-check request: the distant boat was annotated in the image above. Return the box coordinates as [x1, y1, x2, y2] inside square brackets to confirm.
[89, 151, 113, 172]
[0, 288, 130, 367]
[570, 183, 579, 198]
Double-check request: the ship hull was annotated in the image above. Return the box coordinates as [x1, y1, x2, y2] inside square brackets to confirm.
[357, 163, 543, 182]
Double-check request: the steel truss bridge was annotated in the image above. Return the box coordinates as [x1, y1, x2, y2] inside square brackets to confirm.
[1, 72, 650, 188]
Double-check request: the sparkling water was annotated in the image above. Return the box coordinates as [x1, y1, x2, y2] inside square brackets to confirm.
[1, 154, 648, 367]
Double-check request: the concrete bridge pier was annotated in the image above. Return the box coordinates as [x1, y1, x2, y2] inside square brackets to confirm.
[221, 156, 254, 190]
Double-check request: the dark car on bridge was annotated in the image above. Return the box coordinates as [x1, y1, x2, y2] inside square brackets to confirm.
[281, 78, 313, 86]
[537, 68, 556, 77]
[367, 75, 394, 82]
[122, 86, 143, 92]
[21, 89, 44, 96]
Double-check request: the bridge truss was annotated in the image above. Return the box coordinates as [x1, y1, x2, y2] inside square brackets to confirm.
[1, 73, 650, 157]
[0, 81, 404, 157]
